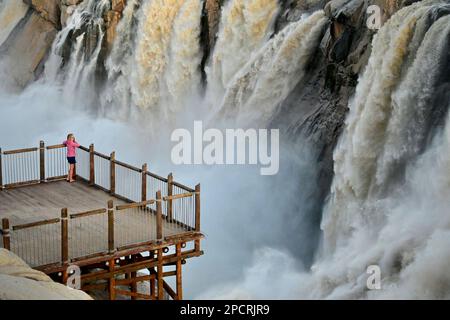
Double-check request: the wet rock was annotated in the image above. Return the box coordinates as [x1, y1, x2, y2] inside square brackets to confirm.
[200, 0, 222, 83]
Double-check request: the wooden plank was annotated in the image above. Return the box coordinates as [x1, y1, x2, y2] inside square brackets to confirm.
[61, 208, 68, 263]
[115, 199, 155, 211]
[2, 218, 10, 250]
[115, 289, 152, 300]
[39, 141, 45, 182]
[163, 280, 178, 300]
[172, 181, 195, 193]
[110, 152, 115, 194]
[2, 147, 38, 155]
[0, 148, 3, 189]
[46, 144, 65, 150]
[157, 248, 163, 300]
[156, 191, 163, 241]
[108, 200, 114, 253]
[79, 145, 90, 152]
[195, 184, 201, 252]
[167, 173, 173, 221]
[109, 258, 116, 300]
[113, 160, 141, 172]
[141, 163, 147, 202]
[145, 171, 168, 183]
[176, 243, 182, 300]
[4, 180, 40, 189]
[163, 192, 193, 202]
[70, 208, 107, 219]
[12, 218, 60, 231]
[89, 144, 95, 185]
[46, 175, 68, 182]
[78, 249, 202, 283]
[93, 151, 110, 160]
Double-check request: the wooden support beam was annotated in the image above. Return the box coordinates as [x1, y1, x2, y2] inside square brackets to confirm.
[149, 251, 156, 299]
[89, 144, 95, 185]
[39, 141, 45, 182]
[167, 173, 173, 221]
[2, 218, 10, 250]
[115, 290, 152, 300]
[195, 184, 201, 252]
[108, 200, 114, 253]
[176, 243, 183, 300]
[0, 148, 3, 190]
[157, 249, 164, 300]
[156, 191, 163, 241]
[141, 163, 147, 202]
[61, 208, 68, 264]
[163, 280, 177, 300]
[110, 152, 115, 194]
[108, 258, 116, 300]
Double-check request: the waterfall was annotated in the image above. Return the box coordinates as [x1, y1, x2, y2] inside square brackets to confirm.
[101, 0, 141, 119]
[211, 11, 328, 127]
[303, 0, 450, 299]
[130, 0, 202, 118]
[44, 0, 110, 108]
[0, 0, 29, 47]
[206, 0, 280, 98]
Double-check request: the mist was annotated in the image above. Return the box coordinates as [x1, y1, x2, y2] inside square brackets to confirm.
[0, 78, 321, 299]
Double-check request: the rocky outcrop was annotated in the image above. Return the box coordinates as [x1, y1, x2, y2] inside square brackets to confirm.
[0, 10, 57, 89]
[200, 0, 222, 82]
[105, 0, 126, 53]
[0, 249, 92, 300]
[23, 0, 61, 28]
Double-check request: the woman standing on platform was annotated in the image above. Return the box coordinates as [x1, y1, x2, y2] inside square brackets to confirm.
[63, 133, 80, 183]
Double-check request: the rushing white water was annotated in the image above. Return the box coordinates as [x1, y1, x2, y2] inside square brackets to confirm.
[130, 0, 202, 119]
[44, 0, 110, 108]
[1, 0, 450, 300]
[0, 0, 29, 47]
[206, 0, 280, 98]
[306, 0, 450, 299]
[212, 11, 327, 126]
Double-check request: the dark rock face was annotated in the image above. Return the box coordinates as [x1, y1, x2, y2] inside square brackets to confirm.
[269, 0, 423, 263]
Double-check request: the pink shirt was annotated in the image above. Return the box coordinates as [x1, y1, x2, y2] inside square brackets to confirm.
[63, 140, 80, 157]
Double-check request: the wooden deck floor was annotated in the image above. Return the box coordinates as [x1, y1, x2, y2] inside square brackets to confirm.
[0, 180, 188, 267]
[0, 180, 125, 224]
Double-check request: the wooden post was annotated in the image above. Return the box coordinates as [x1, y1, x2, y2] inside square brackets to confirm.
[2, 218, 10, 250]
[195, 184, 201, 252]
[156, 191, 163, 241]
[130, 255, 137, 300]
[0, 148, 3, 190]
[157, 249, 163, 300]
[110, 152, 115, 194]
[39, 141, 45, 182]
[141, 163, 147, 202]
[107, 200, 114, 253]
[167, 173, 173, 221]
[61, 208, 69, 264]
[109, 258, 116, 300]
[89, 144, 95, 185]
[176, 243, 183, 300]
[149, 251, 156, 299]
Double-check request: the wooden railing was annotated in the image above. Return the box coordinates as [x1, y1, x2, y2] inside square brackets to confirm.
[0, 141, 201, 268]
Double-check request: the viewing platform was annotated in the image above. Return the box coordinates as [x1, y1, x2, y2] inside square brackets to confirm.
[0, 141, 203, 300]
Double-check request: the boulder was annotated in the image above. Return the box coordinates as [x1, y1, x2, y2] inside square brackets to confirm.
[0, 249, 92, 300]
[0, 11, 57, 89]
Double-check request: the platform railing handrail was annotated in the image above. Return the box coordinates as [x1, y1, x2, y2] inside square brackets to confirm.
[0, 141, 202, 266]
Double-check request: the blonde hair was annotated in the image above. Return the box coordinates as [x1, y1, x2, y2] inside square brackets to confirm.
[67, 133, 74, 140]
